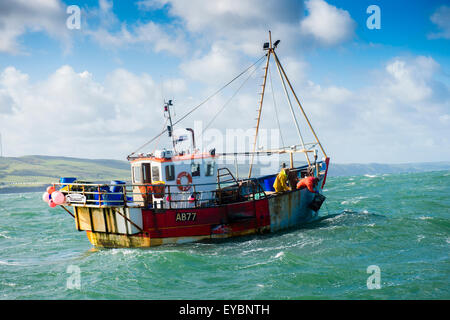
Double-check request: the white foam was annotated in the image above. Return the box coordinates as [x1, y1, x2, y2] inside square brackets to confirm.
[0, 232, 11, 239]
[1, 282, 16, 287]
[0, 260, 21, 266]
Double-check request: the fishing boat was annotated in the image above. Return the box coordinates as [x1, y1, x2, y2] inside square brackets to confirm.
[43, 33, 330, 248]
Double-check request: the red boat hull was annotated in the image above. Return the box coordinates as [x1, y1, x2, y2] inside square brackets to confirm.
[84, 186, 321, 248]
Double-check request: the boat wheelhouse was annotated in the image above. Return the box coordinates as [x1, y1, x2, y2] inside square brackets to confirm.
[129, 150, 218, 209]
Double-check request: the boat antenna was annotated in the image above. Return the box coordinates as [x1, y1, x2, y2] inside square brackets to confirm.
[164, 99, 177, 152]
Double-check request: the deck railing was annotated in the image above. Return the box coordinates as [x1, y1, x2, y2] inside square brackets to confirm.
[53, 178, 267, 209]
[52, 163, 323, 210]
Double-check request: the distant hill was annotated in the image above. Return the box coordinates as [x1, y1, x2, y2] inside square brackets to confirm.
[0, 155, 449, 193]
[0, 155, 130, 193]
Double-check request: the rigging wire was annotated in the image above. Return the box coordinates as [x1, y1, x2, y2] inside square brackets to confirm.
[273, 51, 310, 166]
[128, 54, 267, 158]
[152, 117, 169, 154]
[268, 62, 285, 148]
[200, 57, 266, 136]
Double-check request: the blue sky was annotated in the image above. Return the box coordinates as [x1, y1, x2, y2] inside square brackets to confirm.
[0, 0, 449, 164]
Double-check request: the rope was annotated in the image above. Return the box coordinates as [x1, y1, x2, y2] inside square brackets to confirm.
[128, 54, 267, 158]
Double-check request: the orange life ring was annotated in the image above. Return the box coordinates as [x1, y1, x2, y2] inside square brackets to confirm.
[177, 171, 192, 191]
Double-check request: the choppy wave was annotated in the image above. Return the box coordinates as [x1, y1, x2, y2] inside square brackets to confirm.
[0, 170, 449, 299]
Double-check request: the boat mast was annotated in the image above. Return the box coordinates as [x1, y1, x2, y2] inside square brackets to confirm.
[248, 31, 272, 178]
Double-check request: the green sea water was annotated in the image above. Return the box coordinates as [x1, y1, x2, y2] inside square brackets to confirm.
[0, 171, 449, 299]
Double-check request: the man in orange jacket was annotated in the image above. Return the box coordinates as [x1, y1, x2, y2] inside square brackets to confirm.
[296, 176, 319, 193]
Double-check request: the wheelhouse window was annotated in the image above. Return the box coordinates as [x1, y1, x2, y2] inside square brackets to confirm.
[142, 163, 151, 183]
[151, 166, 160, 181]
[205, 161, 215, 176]
[133, 165, 142, 183]
[191, 163, 200, 177]
[165, 165, 175, 181]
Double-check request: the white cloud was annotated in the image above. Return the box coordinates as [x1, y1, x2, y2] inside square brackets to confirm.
[146, 0, 302, 33]
[0, 89, 15, 114]
[178, 48, 449, 163]
[0, 52, 449, 163]
[140, 0, 304, 57]
[237, 54, 447, 163]
[0, 0, 70, 54]
[180, 43, 243, 85]
[297, 56, 450, 162]
[85, 21, 187, 56]
[170, 0, 356, 93]
[383, 56, 438, 103]
[139, 0, 357, 55]
[300, 0, 356, 46]
[0, 1, 448, 164]
[84, 0, 187, 56]
[0, 65, 187, 159]
[428, 5, 450, 39]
